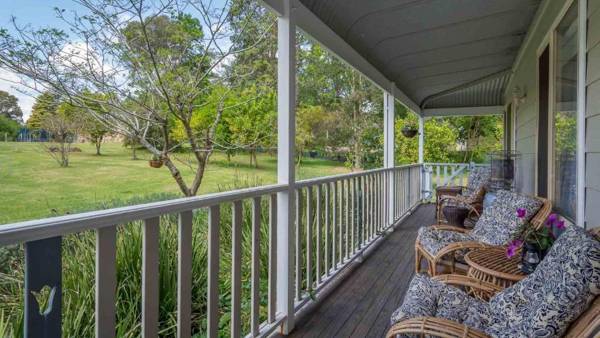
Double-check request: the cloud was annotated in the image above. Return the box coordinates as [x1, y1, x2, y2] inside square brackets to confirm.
[0, 69, 37, 121]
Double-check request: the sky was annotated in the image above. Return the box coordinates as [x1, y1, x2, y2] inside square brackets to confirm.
[0, 0, 76, 121]
[0, 0, 232, 122]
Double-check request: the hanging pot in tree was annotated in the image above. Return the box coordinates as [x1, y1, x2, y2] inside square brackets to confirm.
[401, 126, 418, 138]
[149, 155, 164, 168]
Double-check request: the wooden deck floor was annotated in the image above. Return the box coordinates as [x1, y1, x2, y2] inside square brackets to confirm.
[286, 204, 435, 338]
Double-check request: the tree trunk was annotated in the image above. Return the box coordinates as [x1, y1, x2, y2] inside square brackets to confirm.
[251, 149, 258, 168]
[95, 136, 103, 155]
[132, 146, 138, 160]
[60, 140, 69, 167]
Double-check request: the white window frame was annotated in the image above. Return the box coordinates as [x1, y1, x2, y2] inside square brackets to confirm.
[534, 0, 586, 226]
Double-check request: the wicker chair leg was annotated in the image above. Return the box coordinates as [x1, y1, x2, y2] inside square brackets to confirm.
[431, 258, 438, 276]
[449, 256, 455, 274]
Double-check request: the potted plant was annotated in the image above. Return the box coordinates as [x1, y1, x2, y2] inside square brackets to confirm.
[401, 122, 419, 138]
[506, 210, 565, 274]
[149, 154, 163, 168]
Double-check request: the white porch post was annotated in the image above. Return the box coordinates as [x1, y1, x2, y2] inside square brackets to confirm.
[384, 88, 395, 224]
[576, 0, 587, 227]
[276, 0, 296, 333]
[418, 116, 424, 164]
[418, 115, 425, 200]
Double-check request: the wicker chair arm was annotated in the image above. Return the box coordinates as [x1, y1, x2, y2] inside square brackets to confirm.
[429, 224, 470, 233]
[434, 241, 490, 260]
[386, 317, 490, 338]
[432, 274, 503, 295]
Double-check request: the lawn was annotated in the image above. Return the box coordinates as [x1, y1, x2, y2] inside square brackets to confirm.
[0, 142, 350, 224]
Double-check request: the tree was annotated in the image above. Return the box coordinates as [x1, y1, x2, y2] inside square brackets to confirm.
[0, 90, 23, 122]
[222, 85, 276, 167]
[80, 93, 110, 155]
[0, 115, 19, 140]
[297, 42, 383, 170]
[0, 0, 273, 196]
[395, 115, 458, 164]
[448, 116, 503, 162]
[27, 91, 60, 130]
[41, 102, 83, 167]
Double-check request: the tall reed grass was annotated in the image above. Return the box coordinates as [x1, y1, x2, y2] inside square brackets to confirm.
[0, 177, 274, 337]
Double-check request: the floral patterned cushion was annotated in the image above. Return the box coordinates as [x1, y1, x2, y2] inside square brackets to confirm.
[470, 190, 542, 245]
[390, 274, 491, 334]
[465, 167, 491, 197]
[487, 225, 600, 338]
[417, 227, 475, 256]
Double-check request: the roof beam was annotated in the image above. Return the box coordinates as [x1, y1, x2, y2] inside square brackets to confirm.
[422, 105, 504, 117]
[261, 0, 421, 114]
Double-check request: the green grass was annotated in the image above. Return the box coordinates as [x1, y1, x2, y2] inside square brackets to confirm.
[0, 142, 350, 224]
[0, 142, 350, 337]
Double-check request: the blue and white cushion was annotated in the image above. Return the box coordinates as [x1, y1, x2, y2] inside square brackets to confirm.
[418, 190, 542, 256]
[464, 166, 491, 197]
[395, 225, 600, 338]
[470, 190, 542, 245]
[390, 274, 491, 334]
[487, 225, 600, 337]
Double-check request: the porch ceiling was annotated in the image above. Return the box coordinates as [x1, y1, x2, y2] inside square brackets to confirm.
[271, 0, 542, 116]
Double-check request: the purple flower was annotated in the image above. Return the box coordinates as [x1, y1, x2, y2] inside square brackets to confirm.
[506, 239, 523, 259]
[556, 219, 565, 230]
[516, 208, 527, 219]
[546, 213, 558, 227]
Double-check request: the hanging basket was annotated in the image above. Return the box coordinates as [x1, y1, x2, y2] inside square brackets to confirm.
[401, 126, 418, 138]
[149, 159, 164, 168]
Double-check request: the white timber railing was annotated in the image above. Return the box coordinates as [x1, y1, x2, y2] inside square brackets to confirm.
[0, 165, 423, 338]
[422, 162, 490, 200]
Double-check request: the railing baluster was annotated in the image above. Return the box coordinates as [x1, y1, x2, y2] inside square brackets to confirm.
[339, 180, 344, 263]
[251, 197, 261, 337]
[367, 175, 371, 239]
[207, 205, 220, 338]
[376, 173, 380, 233]
[143, 217, 160, 338]
[25, 236, 62, 338]
[325, 183, 331, 276]
[305, 187, 313, 293]
[178, 211, 193, 338]
[349, 178, 356, 254]
[268, 194, 277, 324]
[295, 189, 302, 300]
[96, 226, 117, 338]
[231, 201, 243, 337]
[443, 165, 448, 185]
[360, 176, 365, 246]
[344, 179, 349, 258]
[316, 185, 322, 284]
[332, 182, 337, 269]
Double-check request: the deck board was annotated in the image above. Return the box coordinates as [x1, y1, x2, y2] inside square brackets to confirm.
[285, 204, 435, 338]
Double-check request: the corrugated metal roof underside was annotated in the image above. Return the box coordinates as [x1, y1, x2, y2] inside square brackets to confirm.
[421, 70, 511, 109]
[298, 0, 541, 111]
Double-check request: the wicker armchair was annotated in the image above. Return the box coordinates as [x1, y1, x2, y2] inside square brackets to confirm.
[416, 194, 552, 275]
[436, 166, 491, 223]
[387, 289, 599, 338]
[394, 225, 600, 338]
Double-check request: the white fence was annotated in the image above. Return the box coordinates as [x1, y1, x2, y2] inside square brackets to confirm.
[0, 164, 423, 337]
[422, 162, 490, 200]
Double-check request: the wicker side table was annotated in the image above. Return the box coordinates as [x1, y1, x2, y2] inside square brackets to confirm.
[464, 247, 526, 290]
[435, 186, 462, 215]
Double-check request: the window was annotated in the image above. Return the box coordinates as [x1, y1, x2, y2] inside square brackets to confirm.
[552, 2, 578, 220]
